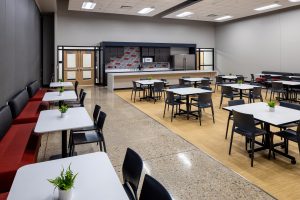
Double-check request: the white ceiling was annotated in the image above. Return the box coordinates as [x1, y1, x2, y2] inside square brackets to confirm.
[35, 0, 57, 12]
[68, 0, 185, 16]
[68, 0, 300, 22]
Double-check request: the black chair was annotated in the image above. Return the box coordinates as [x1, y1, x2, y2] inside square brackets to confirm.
[69, 111, 107, 156]
[131, 81, 145, 103]
[190, 93, 215, 126]
[152, 82, 165, 103]
[264, 75, 272, 99]
[139, 174, 172, 200]
[197, 79, 210, 88]
[122, 148, 143, 200]
[278, 102, 300, 129]
[219, 86, 239, 108]
[225, 99, 245, 139]
[214, 76, 223, 91]
[274, 124, 300, 157]
[163, 91, 184, 122]
[200, 86, 213, 91]
[66, 91, 86, 107]
[248, 87, 263, 103]
[74, 81, 79, 99]
[229, 110, 268, 167]
[270, 82, 286, 101]
[179, 78, 191, 87]
[65, 88, 84, 105]
[160, 79, 168, 87]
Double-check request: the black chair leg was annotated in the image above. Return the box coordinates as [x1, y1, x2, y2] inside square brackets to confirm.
[225, 114, 231, 139]
[251, 136, 255, 167]
[219, 96, 223, 109]
[229, 126, 235, 155]
[163, 103, 167, 118]
[102, 138, 107, 152]
[198, 107, 202, 126]
[211, 105, 215, 124]
[171, 105, 174, 122]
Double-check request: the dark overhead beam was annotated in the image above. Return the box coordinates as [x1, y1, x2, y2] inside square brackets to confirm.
[153, 0, 202, 18]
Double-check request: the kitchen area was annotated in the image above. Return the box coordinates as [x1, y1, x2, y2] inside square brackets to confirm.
[99, 41, 217, 91]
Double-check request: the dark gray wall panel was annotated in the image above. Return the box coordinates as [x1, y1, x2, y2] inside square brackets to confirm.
[0, 0, 41, 105]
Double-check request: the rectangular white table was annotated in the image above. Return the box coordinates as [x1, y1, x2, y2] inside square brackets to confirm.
[50, 82, 73, 88]
[183, 78, 211, 86]
[42, 91, 77, 102]
[222, 84, 259, 99]
[35, 107, 93, 158]
[166, 87, 212, 119]
[273, 80, 300, 86]
[8, 152, 128, 200]
[223, 102, 300, 163]
[221, 76, 238, 80]
[256, 73, 282, 77]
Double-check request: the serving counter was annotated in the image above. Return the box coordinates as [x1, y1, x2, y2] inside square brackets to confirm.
[107, 70, 217, 91]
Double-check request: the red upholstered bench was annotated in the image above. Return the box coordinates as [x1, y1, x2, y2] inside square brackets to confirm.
[27, 80, 49, 101]
[8, 89, 48, 124]
[0, 192, 8, 200]
[0, 106, 40, 193]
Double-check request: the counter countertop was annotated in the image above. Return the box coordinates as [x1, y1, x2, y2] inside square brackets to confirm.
[108, 70, 216, 76]
[106, 68, 170, 73]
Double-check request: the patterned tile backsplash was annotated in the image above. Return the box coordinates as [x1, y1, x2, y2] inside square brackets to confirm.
[105, 47, 169, 70]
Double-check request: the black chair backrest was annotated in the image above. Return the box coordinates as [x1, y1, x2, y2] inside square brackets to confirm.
[264, 75, 272, 81]
[78, 89, 84, 99]
[80, 92, 86, 107]
[160, 79, 167, 82]
[200, 79, 210, 87]
[0, 106, 13, 140]
[232, 110, 256, 133]
[280, 101, 300, 111]
[197, 92, 212, 105]
[153, 82, 165, 92]
[251, 74, 255, 82]
[201, 86, 212, 91]
[166, 91, 176, 104]
[221, 86, 233, 95]
[179, 78, 185, 86]
[96, 111, 106, 131]
[122, 148, 143, 199]
[74, 81, 79, 98]
[93, 104, 101, 123]
[8, 90, 30, 118]
[281, 76, 290, 81]
[272, 82, 283, 90]
[132, 81, 138, 89]
[228, 99, 245, 106]
[252, 87, 262, 96]
[216, 76, 223, 83]
[139, 174, 172, 200]
[27, 80, 40, 98]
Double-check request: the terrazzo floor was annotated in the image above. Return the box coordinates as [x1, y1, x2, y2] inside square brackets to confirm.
[38, 86, 274, 200]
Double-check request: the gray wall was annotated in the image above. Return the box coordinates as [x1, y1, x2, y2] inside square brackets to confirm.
[0, 0, 41, 105]
[56, 0, 215, 48]
[216, 7, 300, 76]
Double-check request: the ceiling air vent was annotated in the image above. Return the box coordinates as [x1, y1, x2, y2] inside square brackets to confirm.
[207, 14, 218, 17]
[120, 5, 132, 9]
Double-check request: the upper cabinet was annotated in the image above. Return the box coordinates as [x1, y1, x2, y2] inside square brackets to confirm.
[142, 47, 170, 62]
[104, 47, 124, 63]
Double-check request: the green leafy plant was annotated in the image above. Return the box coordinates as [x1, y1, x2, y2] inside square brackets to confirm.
[58, 79, 63, 82]
[237, 80, 243, 84]
[59, 87, 65, 93]
[59, 104, 68, 113]
[48, 164, 78, 191]
[268, 101, 276, 108]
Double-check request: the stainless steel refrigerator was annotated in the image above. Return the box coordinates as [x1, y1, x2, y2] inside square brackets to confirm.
[171, 54, 195, 70]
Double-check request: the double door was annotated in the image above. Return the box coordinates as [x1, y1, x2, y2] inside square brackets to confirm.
[63, 50, 94, 85]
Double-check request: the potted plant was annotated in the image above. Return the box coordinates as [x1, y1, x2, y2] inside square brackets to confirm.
[267, 101, 276, 112]
[48, 164, 78, 200]
[58, 87, 65, 96]
[58, 79, 63, 83]
[237, 80, 243, 85]
[59, 104, 68, 118]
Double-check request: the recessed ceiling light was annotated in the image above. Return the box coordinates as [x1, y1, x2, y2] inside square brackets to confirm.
[176, 12, 194, 18]
[289, 0, 300, 2]
[82, 2, 96, 10]
[215, 15, 233, 21]
[138, 7, 155, 14]
[254, 3, 281, 11]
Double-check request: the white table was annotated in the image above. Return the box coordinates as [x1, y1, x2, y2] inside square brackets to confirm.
[223, 102, 300, 163]
[166, 87, 212, 119]
[222, 76, 238, 80]
[256, 73, 282, 77]
[183, 78, 211, 85]
[50, 82, 73, 88]
[8, 152, 128, 200]
[42, 91, 77, 102]
[273, 80, 300, 86]
[222, 84, 259, 99]
[35, 107, 93, 158]
[135, 79, 164, 101]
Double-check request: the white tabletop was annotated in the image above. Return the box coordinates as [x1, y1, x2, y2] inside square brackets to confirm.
[222, 76, 238, 79]
[289, 76, 300, 79]
[42, 91, 77, 102]
[34, 107, 93, 133]
[8, 152, 128, 200]
[222, 84, 259, 90]
[166, 87, 212, 96]
[50, 82, 73, 88]
[223, 102, 300, 126]
[135, 79, 163, 85]
[255, 73, 282, 77]
[183, 78, 210, 82]
[273, 80, 300, 86]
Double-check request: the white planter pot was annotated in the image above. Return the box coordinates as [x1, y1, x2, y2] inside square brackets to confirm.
[61, 112, 67, 118]
[269, 107, 275, 112]
[58, 189, 73, 200]
[59, 92, 62, 96]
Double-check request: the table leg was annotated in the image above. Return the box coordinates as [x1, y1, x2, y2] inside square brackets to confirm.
[186, 95, 190, 120]
[239, 89, 243, 99]
[62, 130, 68, 158]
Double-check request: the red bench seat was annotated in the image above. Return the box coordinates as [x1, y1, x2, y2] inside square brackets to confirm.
[29, 88, 48, 101]
[0, 192, 8, 200]
[0, 123, 40, 193]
